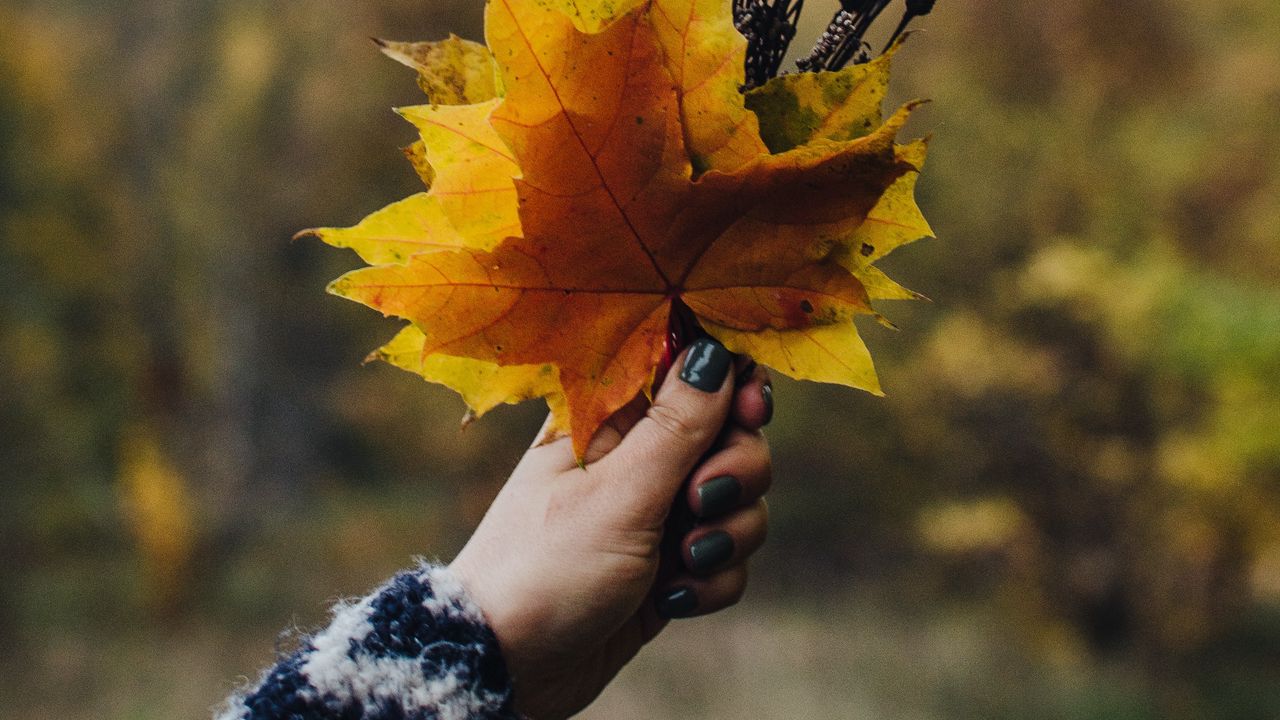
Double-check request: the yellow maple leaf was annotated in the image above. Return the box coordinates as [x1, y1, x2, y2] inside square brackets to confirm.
[309, 0, 932, 457]
[302, 33, 571, 433]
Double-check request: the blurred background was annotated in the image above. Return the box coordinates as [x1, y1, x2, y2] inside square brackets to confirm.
[2, 0, 1279, 717]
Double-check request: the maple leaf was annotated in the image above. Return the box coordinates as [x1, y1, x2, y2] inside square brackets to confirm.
[302, 33, 574, 434]
[309, 0, 933, 458]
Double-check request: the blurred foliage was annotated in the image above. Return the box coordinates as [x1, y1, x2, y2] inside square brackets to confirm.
[1, 0, 1278, 718]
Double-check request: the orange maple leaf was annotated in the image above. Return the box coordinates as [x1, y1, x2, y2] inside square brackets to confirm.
[311, 0, 932, 458]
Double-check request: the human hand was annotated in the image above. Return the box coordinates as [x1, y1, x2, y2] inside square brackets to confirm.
[450, 337, 773, 719]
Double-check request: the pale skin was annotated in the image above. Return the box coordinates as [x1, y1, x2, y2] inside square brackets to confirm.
[451, 342, 773, 719]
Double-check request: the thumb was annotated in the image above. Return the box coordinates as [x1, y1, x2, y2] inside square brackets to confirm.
[598, 336, 736, 515]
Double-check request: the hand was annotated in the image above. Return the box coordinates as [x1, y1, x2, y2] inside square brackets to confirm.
[450, 337, 774, 719]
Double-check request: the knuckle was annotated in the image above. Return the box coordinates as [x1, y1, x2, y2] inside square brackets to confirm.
[646, 402, 711, 446]
[733, 428, 771, 466]
[752, 441, 773, 491]
[726, 569, 749, 606]
[738, 500, 769, 550]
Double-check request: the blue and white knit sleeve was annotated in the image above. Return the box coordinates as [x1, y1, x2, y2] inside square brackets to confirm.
[216, 563, 520, 720]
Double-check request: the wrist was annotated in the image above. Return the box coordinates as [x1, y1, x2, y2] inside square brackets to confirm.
[451, 551, 557, 716]
[450, 549, 535, 673]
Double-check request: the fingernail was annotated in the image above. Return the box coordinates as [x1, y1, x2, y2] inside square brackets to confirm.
[735, 359, 758, 385]
[761, 382, 773, 426]
[696, 475, 741, 518]
[656, 586, 698, 619]
[688, 530, 734, 574]
[679, 337, 732, 392]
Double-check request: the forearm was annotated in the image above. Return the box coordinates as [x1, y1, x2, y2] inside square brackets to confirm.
[218, 563, 518, 720]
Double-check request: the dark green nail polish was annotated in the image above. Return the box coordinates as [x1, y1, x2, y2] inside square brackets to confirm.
[697, 475, 741, 518]
[680, 337, 732, 392]
[761, 382, 773, 425]
[656, 586, 698, 619]
[689, 530, 734, 574]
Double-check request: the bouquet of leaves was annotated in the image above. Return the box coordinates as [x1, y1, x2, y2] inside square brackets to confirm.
[304, 0, 936, 458]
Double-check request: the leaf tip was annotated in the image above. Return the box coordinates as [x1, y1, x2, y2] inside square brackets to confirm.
[532, 422, 563, 449]
[292, 227, 322, 242]
[325, 277, 349, 297]
[375, 38, 421, 72]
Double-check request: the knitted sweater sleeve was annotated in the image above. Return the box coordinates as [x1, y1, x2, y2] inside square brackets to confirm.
[216, 563, 520, 720]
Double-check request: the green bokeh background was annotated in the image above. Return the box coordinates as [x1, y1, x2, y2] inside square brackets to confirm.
[2, 0, 1279, 717]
